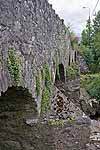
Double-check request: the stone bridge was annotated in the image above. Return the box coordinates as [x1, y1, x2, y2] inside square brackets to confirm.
[0, 0, 92, 150]
[0, 0, 77, 114]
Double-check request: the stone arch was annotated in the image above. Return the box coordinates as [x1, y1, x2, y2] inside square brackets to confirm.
[0, 86, 37, 121]
[55, 63, 65, 82]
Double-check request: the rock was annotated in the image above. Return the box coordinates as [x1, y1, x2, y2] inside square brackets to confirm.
[25, 118, 38, 126]
[76, 116, 91, 125]
[80, 88, 100, 117]
[78, 54, 89, 73]
[80, 99, 96, 116]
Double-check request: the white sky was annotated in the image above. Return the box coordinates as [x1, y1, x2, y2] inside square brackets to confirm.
[48, 0, 100, 36]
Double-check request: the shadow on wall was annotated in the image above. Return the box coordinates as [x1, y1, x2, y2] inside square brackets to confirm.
[69, 55, 71, 66]
[0, 87, 37, 121]
[75, 51, 77, 62]
[55, 64, 65, 82]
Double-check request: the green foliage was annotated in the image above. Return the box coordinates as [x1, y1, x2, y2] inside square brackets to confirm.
[81, 30, 88, 46]
[41, 87, 50, 114]
[48, 118, 75, 126]
[41, 63, 52, 114]
[8, 48, 20, 83]
[81, 18, 93, 48]
[80, 45, 95, 71]
[36, 75, 41, 96]
[81, 74, 100, 101]
[67, 62, 79, 78]
[81, 11, 100, 73]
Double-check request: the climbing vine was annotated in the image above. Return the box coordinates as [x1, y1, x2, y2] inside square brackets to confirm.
[36, 74, 41, 96]
[7, 48, 20, 84]
[41, 87, 50, 113]
[41, 63, 52, 114]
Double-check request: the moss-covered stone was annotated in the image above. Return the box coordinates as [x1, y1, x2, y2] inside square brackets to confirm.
[48, 118, 76, 127]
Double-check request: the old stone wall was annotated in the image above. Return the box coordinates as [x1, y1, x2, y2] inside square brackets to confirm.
[0, 0, 73, 112]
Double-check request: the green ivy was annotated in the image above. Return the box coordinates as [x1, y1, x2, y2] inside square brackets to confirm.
[41, 87, 50, 114]
[8, 48, 20, 84]
[36, 75, 41, 96]
[41, 63, 52, 114]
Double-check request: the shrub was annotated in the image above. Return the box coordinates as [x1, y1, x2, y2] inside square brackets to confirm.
[67, 62, 79, 78]
[81, 74, 100, 101]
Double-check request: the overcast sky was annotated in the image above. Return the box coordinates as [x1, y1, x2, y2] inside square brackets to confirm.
[48, 0, 100, 36]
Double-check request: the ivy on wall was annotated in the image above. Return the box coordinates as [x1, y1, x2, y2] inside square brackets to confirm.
[7, 48, 20, 84]
[41, 63, 52, 114]
[41, 87, 50, 113]
[36, 74, 41, 96]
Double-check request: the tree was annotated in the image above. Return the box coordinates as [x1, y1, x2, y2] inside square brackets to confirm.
[92, 11, 100, 71]
[92, 11, 100, 34]
[81, 18, 92, 48]
[81, 11, 100, 72]
[81, 30, 88, 46]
